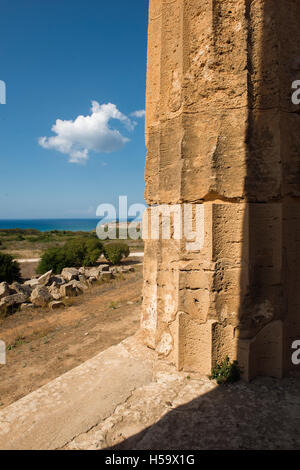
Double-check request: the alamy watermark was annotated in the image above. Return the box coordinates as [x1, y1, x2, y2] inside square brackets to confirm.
[0, 80, 6, 104]
[95, 196, 204, 251]
[0, 340, 6, 365]
[291, 340, 300, 366]
[292, 80, 300, 105]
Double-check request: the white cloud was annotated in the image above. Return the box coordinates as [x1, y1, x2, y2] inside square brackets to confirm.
[131, 109, 145, 118]
[39, 101, 136, 164]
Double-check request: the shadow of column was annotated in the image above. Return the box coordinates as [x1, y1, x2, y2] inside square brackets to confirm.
[237, 0, 300, 378]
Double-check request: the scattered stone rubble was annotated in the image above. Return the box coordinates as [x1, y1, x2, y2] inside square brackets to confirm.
[0, 264, 135, 314]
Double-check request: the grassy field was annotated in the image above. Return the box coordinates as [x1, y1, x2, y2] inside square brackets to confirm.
[0, 228, 144, 261]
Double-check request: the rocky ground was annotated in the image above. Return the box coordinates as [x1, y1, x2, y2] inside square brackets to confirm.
[0, 261, 136, 314]
[0, 263, 143, 409]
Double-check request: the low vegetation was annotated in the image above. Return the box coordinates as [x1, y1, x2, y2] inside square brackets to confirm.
[103, 243, 130, 265]
[0, 253, 21, 283]
[37, 238, 131, 274]
[37, 238, 104, 274]
[109, 301, 119, 309]
[0, 228, 143, 261]
[209, 356, 242, 385]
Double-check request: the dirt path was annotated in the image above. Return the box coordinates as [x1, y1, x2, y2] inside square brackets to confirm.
[0, 268, 143, 409]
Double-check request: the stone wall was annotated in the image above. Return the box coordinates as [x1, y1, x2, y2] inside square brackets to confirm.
[141, 0, 300, 380]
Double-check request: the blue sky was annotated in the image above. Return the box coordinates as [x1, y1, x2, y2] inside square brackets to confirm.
[0, 0, 148, 218]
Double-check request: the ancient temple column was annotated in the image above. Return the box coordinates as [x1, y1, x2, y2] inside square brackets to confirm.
[141, 0, 300, 380]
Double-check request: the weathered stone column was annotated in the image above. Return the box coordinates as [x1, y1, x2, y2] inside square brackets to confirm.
[141, 0, 300, 380]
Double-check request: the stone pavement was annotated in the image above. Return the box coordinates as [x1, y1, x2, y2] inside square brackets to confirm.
[66, 360, 300, 450]
[0, 336, 153, 450]
[0, 334, 300, 450]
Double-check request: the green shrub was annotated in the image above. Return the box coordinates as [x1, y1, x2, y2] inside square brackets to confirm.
[103, 243, 130, 265]
[37, 247, 68, 274]
[0, 253, 21, 283]
[15, 234, 25, 241]
[0, 228, 39, 236]
[209, 356, 241, 385]
[37, 238, 103, 274]
[81, 239, 103, 266]
[27, 233, 53, 243]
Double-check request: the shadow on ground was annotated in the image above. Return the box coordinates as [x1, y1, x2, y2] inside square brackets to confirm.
[106, 375, 300, 450]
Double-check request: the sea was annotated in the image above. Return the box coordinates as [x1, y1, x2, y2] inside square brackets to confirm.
[0, 219, 133, 233]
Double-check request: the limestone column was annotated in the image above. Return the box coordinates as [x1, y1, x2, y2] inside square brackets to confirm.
[141, 0, 300, 380]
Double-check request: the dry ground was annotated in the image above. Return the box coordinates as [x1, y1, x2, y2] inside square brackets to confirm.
[19, 261, 40, 279]
[0, 263, 143, 409]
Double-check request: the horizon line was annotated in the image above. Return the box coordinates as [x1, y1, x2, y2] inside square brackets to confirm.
[0, 217, 142, 221]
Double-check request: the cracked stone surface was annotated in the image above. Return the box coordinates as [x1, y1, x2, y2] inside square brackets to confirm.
[1, 333, 300, 449]
[65, 362, 300, 450]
